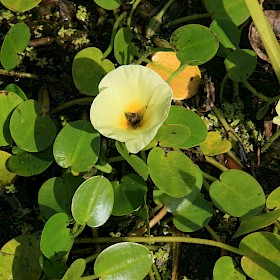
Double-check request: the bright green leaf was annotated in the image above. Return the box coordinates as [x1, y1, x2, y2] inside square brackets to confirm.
[266, 186, 280, 210]
[62, 259, 86, 280]
[94, 0, 121, 10]
[1, 0, 42, 12]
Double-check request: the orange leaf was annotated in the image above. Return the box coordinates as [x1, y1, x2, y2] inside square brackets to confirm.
[146, 52, 201, 100]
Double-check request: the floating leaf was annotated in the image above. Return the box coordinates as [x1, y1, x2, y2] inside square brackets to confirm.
[0, 150, 17, 191]
[111, 174, 147, 216]
[146, 51, 201, 100]
[71, 176, 114, 227]
[170, 24, 219, 65]
[115, 141, 149, 181]
[148, 148, 197, 198]
[210, 170, 265, 217]
[7, 146, 53, 177]
[5, 83, 27, 100]
[40, 213, 73, 260]
[93, 0, 121, 10]
[0, 22, 30, 69]
[200, 131, 232, 156]
[62, 259, 86, 280]
[266, 186, 280, 210]
[0, 234, 42, 280]
[0, 90, 23, 146]
[240, 232, 280, 280]
[233, 208, 280, 238]
[38, 174, 84, 221]
[224, 49, 257, 82]
[53, 120, 100, 174]
[72, 47, 114, 95]
[213, 256, 246, 280]
[205, 0, 250, 26]
[210, 19, 241, 57]
[114, 27, 136, 65]
[1, 0, 43, 12]
[94, 242, 153, 280]
[9, 99, 57, 152]
[39, 255, 68, 279]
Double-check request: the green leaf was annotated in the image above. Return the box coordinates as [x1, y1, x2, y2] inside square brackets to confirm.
[205, 0, 250, 26]
[210, 19, 240, 57]
[200, 131, 232, 156]
[210, 169, 265, 217]
[39, 255, 68, 279]
[224, 49, 257, 82]
[53, 120, 100, 174]
[62, 259, 86, 280]
[148, 148, 197, 198]
[240, 232, 280, 280]
[94, 242, 153, 280]
[10, 99, 57, 152]
[114, 27, 135, 65]
[38, 174, 84, 221]
[115, 141, 149, 181]
[1, 0, 43, 12]
[72, 47, 114, 95]
[111, 174, 147, 216]
[40, 213, 73, 260]
[7, 146, 53, 177]
[1, 22, 30, 69]
[71, 176, 114, 227]
[213, 256, 246, 280]
[5, 83, 27, 100]
[233, 208, 280, 238]
[0, 150, 17, 190]
[173, 196, 213, 232]
[170, 24, 219, 66]
[0, 90, 23, 146]
[93, 0, 121, 10]
[0, 234, 42, 280]
[266, 186, 280, 210]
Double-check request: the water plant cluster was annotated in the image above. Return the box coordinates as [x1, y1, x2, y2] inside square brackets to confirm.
[0, 0, 280, 279]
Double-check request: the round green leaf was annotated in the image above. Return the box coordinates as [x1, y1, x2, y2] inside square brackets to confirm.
[205, 0, 250, 26]
[148, 148, 197, 198]
[0, 90, 23, 146]
[153, 164, 203, 213]
[114, 27, 135, 65]
[10, 99, 57, 152]
[1, 0, 42, 12]
[173, 196, 213, 232]
[210, 19, 240, 57]
[210, 169, 265, 217]
[170, 24, 219, 65]
[0, 150, 17, 191]
[5, 83, 27, 100]
[72, 47, 114, 95]
[39, 255, 68, 279]
[224, 49, 257, 82]
[38, 175, 84, 221]
[71, 176, 114, 227]
[62, 259, 86, 280]
[94, 0, 121, 10]
[1, 22, 30, 69]
[53, 120, 100, 173]
[200, 131, 232, 156]
[0, 234, 42, 280]
[40, 213, 73, 260]
[266, 186, 280, 210]
[7, 146, 53, 176]
[111, 174, 147, 216]
[240, 232, 280, 280]
[213, 256, 246, 280]
[94, 242, 153, 280]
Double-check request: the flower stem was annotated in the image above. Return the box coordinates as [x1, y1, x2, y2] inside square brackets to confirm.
[205, 156, 228, 172]
[75, 236, 244, 255]
[108, 155, 125, 163]
[242, 80, 271, 103]
[49, 97, 94, 115]
[127, 0, 141, 28]
[163, 12, 211, 28]
[72, 224, 86, 238]
[261, 127, 280, 153]
[166, 64, 187, 84]
[219, 73, 229, 102]
[0, 68, 38, 79]
[202, 171, 218, 182]
[102, 11, 127, 60]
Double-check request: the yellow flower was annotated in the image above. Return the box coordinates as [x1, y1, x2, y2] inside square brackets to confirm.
[90, 65, 173, 153]
[273, 100, 280, 126]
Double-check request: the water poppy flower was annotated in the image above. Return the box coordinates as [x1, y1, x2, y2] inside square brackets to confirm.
[273, 100, 280, 126]
[90, 65, 173, 153]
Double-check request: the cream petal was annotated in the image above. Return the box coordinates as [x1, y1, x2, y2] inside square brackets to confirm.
[272, 116, 280, 126]
[276, 100, 280, 116]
